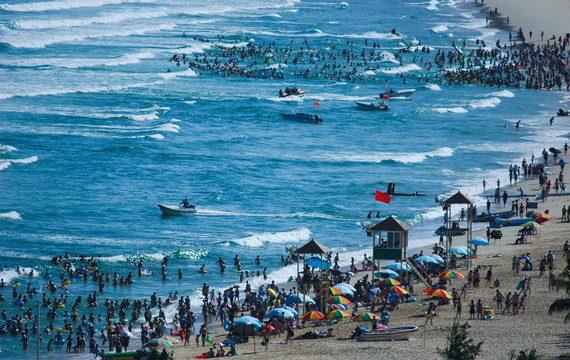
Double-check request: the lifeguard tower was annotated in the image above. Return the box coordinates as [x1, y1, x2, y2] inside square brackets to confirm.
[442, 191, 474, 269]
[368, 215, 411, 283]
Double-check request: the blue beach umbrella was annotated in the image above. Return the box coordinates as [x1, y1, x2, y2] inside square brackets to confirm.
[278, 305, 299, 316]
[375, 269, 399, 279]
[285, 294, 315, 305]
[305, 257, 331, 269]
[234, 316, 263, 330]
[449, 246, 472, 256]
[468, 237, 490, 246]
[386, 263, 412, 271]
[415, 255, 440, 264]
[427, 254, 445, 263]
[265, 308, 295, 319]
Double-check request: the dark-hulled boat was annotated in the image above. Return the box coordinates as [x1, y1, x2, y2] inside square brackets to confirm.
[355, 101, 389, 111]
[280, 112, 323, 124]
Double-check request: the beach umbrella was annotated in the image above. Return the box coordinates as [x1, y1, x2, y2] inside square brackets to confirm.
[278, 305, 298, 316]
[161, 336, 181, 344]
[327, 295, 352, 305]
[415, 255, 440, 264]
[378, 278, 401, 287]
[468, 237, 490, 246]
[306, 257, 331, 269]
[330, 303, 348, 311]
[354, 312, 382, 322]
[439, 270, 465, 280]
[375, 269, 399, 279]
[427, 254, 445, 263]
[143, 339, 173, 349]
[333, 283, 357, 293]
[265, 308, 295, 319]
[234, 316, 263, 330]
[301, 311, 325, 321]
[285, 294, 315, 305]
[381, 285, 409, 296]
[449, 246, 471, 256]
[261, 325, 275, 334]
[386, 263, 412, 271]
[319, 287, 344, 296]
[521, 221, 542, 229]
[429, 289, 452, 299]
[325, 309, 351, 320]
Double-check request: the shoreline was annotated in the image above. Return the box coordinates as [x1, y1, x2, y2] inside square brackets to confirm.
[171, 145, 570, 359]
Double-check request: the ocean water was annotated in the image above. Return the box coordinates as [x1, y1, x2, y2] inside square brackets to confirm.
[0, 0, 569, 358]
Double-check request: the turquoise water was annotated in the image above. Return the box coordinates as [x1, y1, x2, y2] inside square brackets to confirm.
[1, 0, 569, 358]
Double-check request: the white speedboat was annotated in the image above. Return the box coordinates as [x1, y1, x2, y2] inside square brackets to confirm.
[158, 204, 197, 216]
[380, 88, 416, 98]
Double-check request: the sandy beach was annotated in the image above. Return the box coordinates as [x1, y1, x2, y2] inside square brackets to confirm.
[476, 0, 570, 44]
[169, 148, 570, 360]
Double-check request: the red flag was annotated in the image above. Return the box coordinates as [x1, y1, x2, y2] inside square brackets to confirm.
[375, 190, 391, 204]
[314, 100, 320, 106]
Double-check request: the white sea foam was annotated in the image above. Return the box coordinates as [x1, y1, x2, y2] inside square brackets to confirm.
[433, 107, 468, 114]
[0, 211, 22, 220]
[183, 101, 196, 105]
[427, 0, 439, 11]
[0, 267, 38, 284]
[432, 25, 448, 33]
[155, 123, 179, 133]
[318, 146, 454, 164]
[0, 144, 17, 153]
[148, 134, 165, 140]
[231, 227, 312, 248]
[0, 161, 10, 171]
[378, 64, 422, 74]
[425, 83, 442, 91]
[490, 90, 515, 98]
[469, 97, 501, 109]
[0, 0, 156, 12]
[125, 111, 159, 121]
[0, 156, 39, 172]
[160, 68, 198, 80]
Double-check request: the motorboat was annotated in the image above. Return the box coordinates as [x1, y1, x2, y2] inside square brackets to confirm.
[557, 109, 569, 116]
[380, 88, 416, 98]
[355, 101, 389, 111]
[358, 325, 418, 341]
[279, 88, 306, 97]
[280, 112, 323, 124]
[472, 210, 517, 222]
[158, 204, 196, 216]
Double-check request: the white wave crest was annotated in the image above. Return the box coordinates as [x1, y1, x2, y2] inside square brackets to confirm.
[0, 267, 38, 284]
[0, 144, 17, 153]
[0, 211, 22, 220]
[433, 107, 468, 114]
[126, 111, 159, 121]
[432, 25, 448, 33]
[10, 156, 38, 164]
[319, 147, 454, 164]
[0, 161, 10, 171]
[490, 90, 515, 98]
[155, 123, 179, 133]
[425, 84, 442, 91]
[378, 64, 422, 74]
[427, 0, 439, 11]
[148, 134, 165, 140]
[0, 0, 156, 12]
[469, 97, 501, 109]
[232, 228, 312, 248]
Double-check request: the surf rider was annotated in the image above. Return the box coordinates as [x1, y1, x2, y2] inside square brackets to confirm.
[180, 198, 190, 208]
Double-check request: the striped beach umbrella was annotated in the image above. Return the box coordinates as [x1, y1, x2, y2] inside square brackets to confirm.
[439, 270, 465, 280]
[301, 311, 325, 321]
[354, 312, 382, 322]
[326, 295, 353, 305]
[378, 278, 401, 287]
[319, 287, 344, 296]
[429, 289, 452, 299]
[381, 285, 409, 296]
[521, 221, 542, 229]
[325, 309, 351, 320]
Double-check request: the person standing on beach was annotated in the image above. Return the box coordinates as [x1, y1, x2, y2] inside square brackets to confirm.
[485, 267, 492, 287]
[468, 300, 476, 319]
[494, 290, 504, 311]
[455, 298, 462, 319]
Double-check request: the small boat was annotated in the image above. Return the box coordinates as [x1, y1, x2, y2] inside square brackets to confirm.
[279, 88, 306, 97]
[158, 204, 196, 216]
[491, 217, 532, 227]
[280, 112, 323, 124]
[434, 226, 465, 236]
[472, 210, 517, 223]
[358, 325, 418, 341]
[380, 89, 416, 98]
[557, 109, 569, 116]
[355, 101, 389, 111]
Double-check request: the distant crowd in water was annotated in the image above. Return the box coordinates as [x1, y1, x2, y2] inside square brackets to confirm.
[167, 24, 570, 91]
